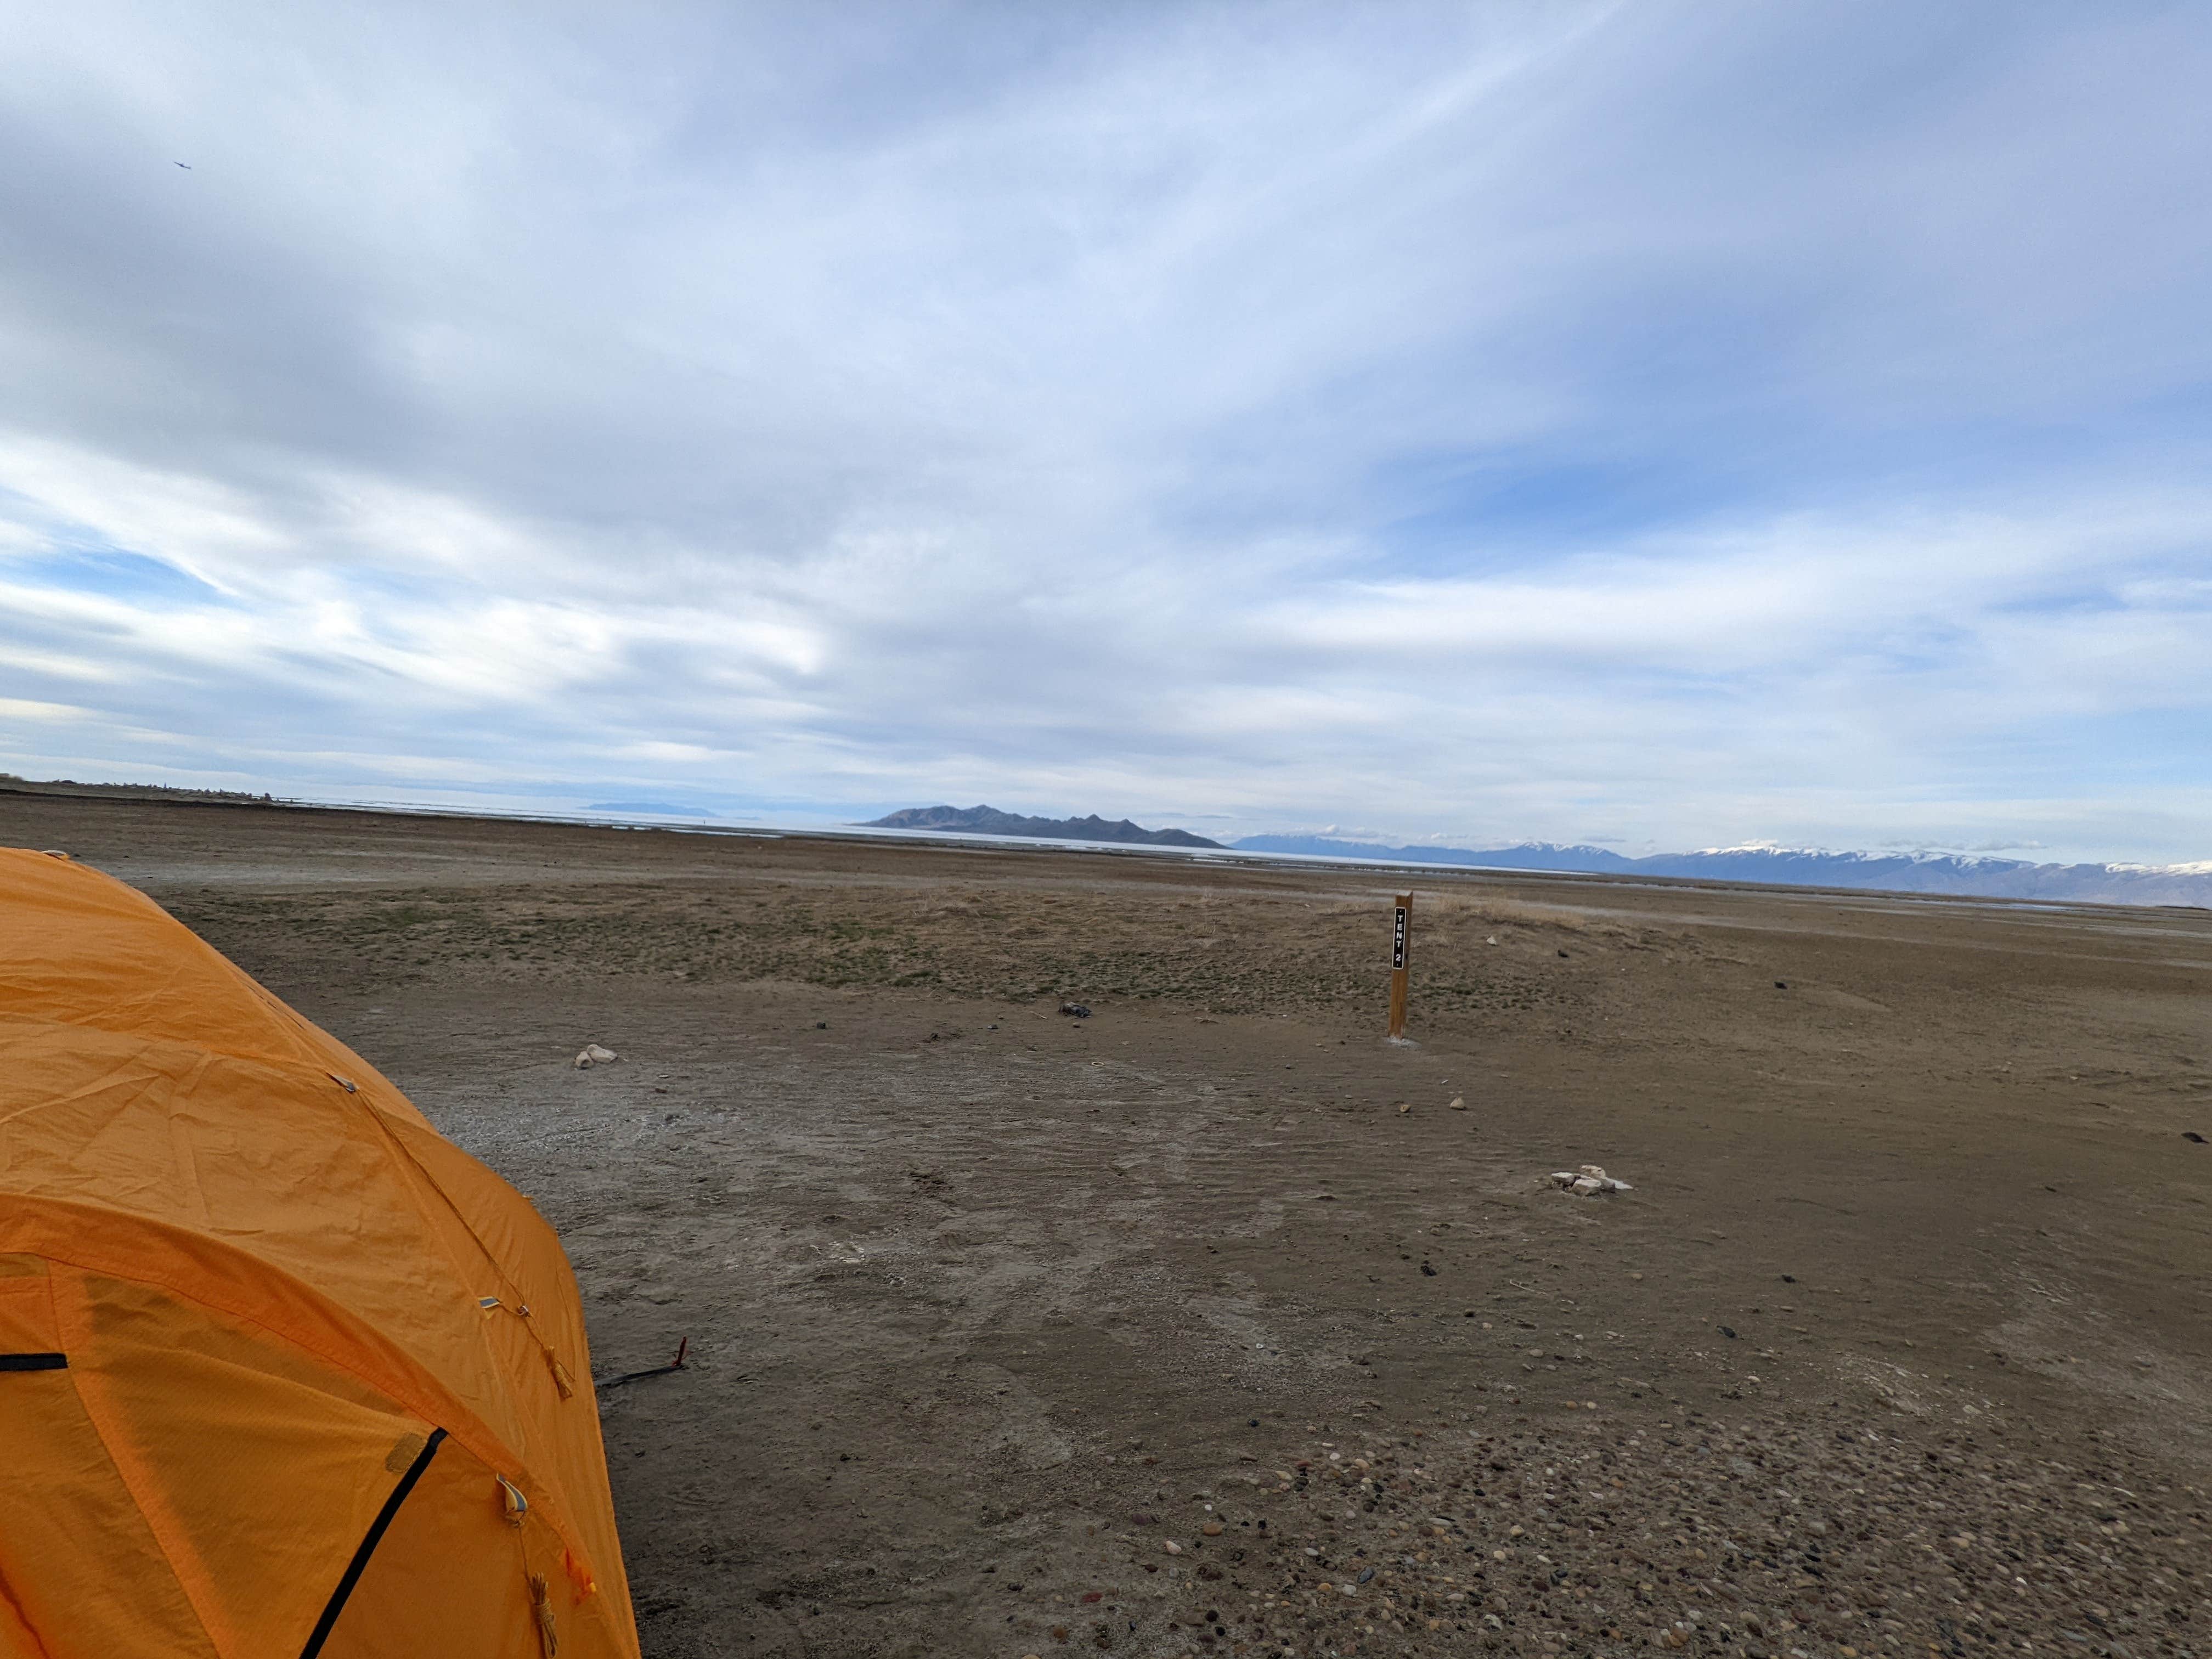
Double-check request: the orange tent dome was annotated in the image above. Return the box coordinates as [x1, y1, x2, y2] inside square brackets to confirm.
[0, 847, 639, 1658]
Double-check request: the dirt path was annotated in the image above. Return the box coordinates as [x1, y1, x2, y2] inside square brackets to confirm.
[9, 792, 2211, 1657]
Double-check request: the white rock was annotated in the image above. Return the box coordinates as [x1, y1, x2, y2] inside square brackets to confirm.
[584, 1043, 619, 1063]
[1553, 1165, 1634, 1194]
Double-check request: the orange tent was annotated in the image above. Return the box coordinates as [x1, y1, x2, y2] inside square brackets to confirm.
[0, 848, 640, 1659]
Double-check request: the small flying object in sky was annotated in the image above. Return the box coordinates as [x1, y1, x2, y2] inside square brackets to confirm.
[175, 161, 191, 169]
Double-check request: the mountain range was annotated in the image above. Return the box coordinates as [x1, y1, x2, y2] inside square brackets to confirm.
[854, 809, 2211, 906]
[1229, 836, 2212, 906]
[860, 805, 1222, 848]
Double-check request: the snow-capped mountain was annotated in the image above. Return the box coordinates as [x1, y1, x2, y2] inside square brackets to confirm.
[1230, 836, 2212, 907]
[1229, 835, 1635, 871]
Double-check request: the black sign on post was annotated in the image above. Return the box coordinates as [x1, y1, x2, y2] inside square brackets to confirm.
[1387, 891, 1413, 1039]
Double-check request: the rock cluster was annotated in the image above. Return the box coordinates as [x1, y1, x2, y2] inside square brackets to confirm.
[1550, 1164, 1632, 1195]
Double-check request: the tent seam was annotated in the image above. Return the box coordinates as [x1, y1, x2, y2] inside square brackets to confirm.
[0, 1562, 59, 1659]
[48, 1265, 237, 1659]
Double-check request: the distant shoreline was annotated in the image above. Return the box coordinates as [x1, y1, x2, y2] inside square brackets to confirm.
[4, 776, 2202, 915]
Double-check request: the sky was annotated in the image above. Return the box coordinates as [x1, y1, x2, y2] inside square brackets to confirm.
[3, 2, 2209, 863]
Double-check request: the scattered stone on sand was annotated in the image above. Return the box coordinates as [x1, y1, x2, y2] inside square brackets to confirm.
[1396, 1101, 1412, 1115]
[1058, 1002, 1091, 1018]
[1097, 1409, 2212, 1659]
[1449, 1095, 1465, 1110]
[573, 1042, 619, 1068]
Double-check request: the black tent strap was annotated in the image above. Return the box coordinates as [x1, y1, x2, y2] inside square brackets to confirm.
[0, 1352, 67, 1371]
[297, 1427, 449, 1659]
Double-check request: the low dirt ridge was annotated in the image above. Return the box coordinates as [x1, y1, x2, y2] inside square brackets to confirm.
[167, 881, 1602, 1024]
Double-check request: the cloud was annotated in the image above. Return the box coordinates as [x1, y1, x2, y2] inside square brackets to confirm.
[0, 697, 91, 723]
[2, 2, 2209, 862]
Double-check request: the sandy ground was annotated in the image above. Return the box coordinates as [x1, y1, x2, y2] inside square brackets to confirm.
[9, 791, 2212, 1659]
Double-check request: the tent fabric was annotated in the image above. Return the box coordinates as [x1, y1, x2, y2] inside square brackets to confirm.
[0, 847, 639, 1659]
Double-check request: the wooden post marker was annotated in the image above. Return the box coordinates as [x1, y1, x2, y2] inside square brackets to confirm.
[1387, 891, 1413, 1039]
